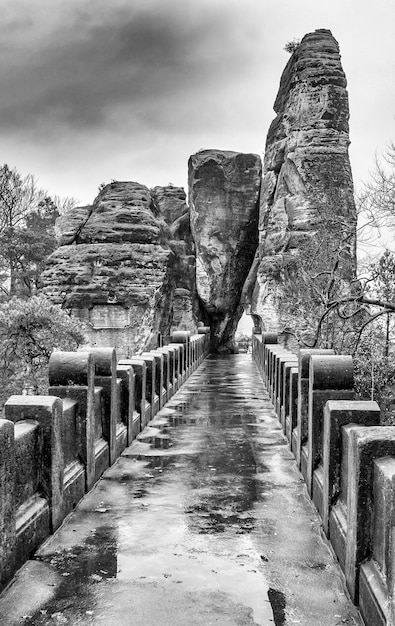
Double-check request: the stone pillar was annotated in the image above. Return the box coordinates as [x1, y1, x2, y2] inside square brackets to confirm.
[0, 419, 16, 590]
[261, 333, 278, 381]
[171, 343, 185, 384]
[278, 354, 298, 427]
[321, 400, 380, 534]
[296, 348, 335, 469]
[89, 347, 120, 465]
[166, 345, 180, 392]
[153, 348, 170, 402]
[307, 354, 354, 498]
[144, 351, 165, 409]
[157, 346, 174, 398]
[269, 347, 288, 401]
[122, 358, 148, 429]
[287, 366, 299, 448]
[49, 350, 98, 490]
[116, 363, 137, 446]
[251, 332, 259, 364]
[139, 354, 157, 420]
[190, 336, 198, 371]
[5, 396, 64, 532]
[171, 331, 190, 381]
[197, 326, 210, 361]
[331, 424, 395, 602]
[359, 457, 395, 625]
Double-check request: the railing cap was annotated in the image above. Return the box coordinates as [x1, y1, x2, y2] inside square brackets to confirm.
[310, 354, 353, 390]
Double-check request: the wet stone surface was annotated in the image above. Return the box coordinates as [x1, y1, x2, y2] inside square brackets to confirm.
[0, 355, 362, 625]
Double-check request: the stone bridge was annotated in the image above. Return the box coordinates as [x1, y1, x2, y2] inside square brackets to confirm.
[0, 328, 394, 625]
[0, 27, 387, 626]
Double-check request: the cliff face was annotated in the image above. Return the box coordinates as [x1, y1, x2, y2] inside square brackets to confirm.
[248, 29, 357, 339]
[41, 182, 198, 356]
[188, 150, 261, 352]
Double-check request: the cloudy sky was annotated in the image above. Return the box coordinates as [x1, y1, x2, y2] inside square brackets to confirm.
[1, 0, 394, 205]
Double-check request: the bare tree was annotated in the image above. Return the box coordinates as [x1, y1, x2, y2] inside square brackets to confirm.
[0, 164, 77, 298]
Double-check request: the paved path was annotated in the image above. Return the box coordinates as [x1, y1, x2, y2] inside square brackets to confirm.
[0, 355, 362, 625]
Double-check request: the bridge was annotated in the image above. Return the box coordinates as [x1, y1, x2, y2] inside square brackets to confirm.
[0, 329, 393, 625]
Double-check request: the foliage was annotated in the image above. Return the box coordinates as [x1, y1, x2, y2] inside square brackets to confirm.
[358, 144, 395, 231]
[0, 295, 86, 409]
[235, 331, 251, 352]
[284, 39, 301, 54]
[278, 187, 357, 352]
[354, 334, 395, 423]
[0, 164, 76, 299]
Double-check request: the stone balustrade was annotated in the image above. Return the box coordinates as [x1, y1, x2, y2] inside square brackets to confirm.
[253, 332, 395, 626]
[0, 327, 210, 592]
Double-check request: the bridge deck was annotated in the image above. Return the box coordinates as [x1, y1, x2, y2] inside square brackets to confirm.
[0, 354, 361, 625]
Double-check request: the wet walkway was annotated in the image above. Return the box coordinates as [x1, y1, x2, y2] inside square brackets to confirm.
[0, 355, 362, 625]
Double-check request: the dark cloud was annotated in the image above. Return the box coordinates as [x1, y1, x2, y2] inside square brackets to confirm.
[0, 0, 262, 134]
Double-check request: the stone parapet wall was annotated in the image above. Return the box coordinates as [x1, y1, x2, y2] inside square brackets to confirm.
[0, 327, 210, 592]
[252, 334, 395, 626]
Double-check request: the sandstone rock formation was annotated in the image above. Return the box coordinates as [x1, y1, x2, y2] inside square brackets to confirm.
[41, 29, 356, 354]
[189, 150, 261, 352]
[247, 29, 357, 338]
[151, 185, 199, 333]
[41, 182, 198, 356]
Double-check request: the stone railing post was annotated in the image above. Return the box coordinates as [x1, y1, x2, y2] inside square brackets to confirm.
[157, 346, 174, 398]
[268, 346, 288, 402]
[121, 358, 148, 429]
[285, 365, 299, 446]
[152, 349, 169, 404]
[252, 333, 261, 374]
[296, 348, 335, 469]
[278, 353, 298, 427]
[359, 457, 395, 625]
[167, 344, 181, 392]
[261, 333, 278, 382]
[330, 424, 395, 602]
[170, 331, 191, 382]
[190, 335, 198, 371]
[139, 354, 157, 420]
[116, 363, 138, 446]
[5, 396, 64, 533]
[197, 326, 210, 362]
[321, 400, 380, 534]
[306, 354, 354, 497]
[0, 419, 16, 590]
[145, 351, 165, 409]
[48, 350, 97, 490]
[89, 347, 120, 465]
[251, 327, 261, 365]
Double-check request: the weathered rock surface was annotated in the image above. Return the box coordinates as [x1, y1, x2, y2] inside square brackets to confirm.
[41, 183, 198, 356]
[55, 182, 160, 246]
[151, 186, 199, 333]
[189, 150, 261, 352]
[248, 29, 357, 335]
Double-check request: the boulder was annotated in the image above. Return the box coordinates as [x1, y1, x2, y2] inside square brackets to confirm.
[188, 149, 261, 352]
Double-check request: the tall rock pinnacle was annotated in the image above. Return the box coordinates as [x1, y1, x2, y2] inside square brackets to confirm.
[248, 29, 357, 342]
